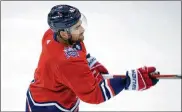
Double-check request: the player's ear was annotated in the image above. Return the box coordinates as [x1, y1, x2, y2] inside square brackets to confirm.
[59, 31, 69, 40]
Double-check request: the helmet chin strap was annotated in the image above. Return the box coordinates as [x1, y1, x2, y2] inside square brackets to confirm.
[57, 28, 74, 45]
[66, 28, 74, 45]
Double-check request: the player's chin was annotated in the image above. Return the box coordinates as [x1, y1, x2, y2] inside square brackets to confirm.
[79, 35, 84, 41]
[73, 37, 84, 43]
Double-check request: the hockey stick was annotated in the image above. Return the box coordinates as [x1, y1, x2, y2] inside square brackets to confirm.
[102, 74, 182, 79]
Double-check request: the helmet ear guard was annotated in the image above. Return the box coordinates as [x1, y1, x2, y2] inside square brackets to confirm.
[55, 28, 72, 42]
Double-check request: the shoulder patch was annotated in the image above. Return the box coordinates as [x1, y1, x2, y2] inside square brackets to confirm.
[64, 47, 79, 59]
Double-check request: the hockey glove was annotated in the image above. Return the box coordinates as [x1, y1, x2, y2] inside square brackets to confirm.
[86, 53, 109, 81]
[125, 66, 159, 91]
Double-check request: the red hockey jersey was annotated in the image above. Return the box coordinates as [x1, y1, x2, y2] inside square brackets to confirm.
[27, 29, 127, 112]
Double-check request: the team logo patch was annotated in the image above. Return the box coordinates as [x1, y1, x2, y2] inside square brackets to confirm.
[64, 47, 79, 58]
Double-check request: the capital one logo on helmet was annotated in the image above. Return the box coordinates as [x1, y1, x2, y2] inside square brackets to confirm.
[69, 8, 75, 13]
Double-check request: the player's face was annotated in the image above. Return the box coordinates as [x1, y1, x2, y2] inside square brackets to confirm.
[70, 20, 85, 42]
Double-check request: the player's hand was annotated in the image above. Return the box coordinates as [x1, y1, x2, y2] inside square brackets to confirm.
[86, 53, 109, 81]
[125, 66, 159, 91]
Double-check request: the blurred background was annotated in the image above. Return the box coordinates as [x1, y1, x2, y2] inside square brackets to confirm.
[1, 1, 181, 111]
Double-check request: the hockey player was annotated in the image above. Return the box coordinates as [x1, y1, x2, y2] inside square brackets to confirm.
[25, 4, 160, 112]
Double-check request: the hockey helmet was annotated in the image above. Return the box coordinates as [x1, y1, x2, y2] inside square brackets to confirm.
[47, 4, 86, 32]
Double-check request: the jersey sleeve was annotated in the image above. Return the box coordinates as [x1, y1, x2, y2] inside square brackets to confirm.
[57, 58, 128, 104]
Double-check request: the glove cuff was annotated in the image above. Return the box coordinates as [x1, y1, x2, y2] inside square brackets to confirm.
[125, 69, 139, 90]
[86, 53, 97, 68]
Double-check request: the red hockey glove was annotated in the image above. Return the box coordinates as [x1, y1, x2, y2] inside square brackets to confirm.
[125, 66, 159, 91]
[86, 53, 109, 81]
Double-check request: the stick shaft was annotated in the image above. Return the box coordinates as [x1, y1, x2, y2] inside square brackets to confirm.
[102, 74, 182, 79]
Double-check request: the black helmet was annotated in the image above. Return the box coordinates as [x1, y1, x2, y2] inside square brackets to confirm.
[47, 4, 81, 32]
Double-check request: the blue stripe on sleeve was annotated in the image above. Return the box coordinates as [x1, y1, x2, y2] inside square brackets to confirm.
[103, 80, 111, 99]
[99, 80, 112, 101]
[99, 77, 129, 102]
[99, 81, 107, 101]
